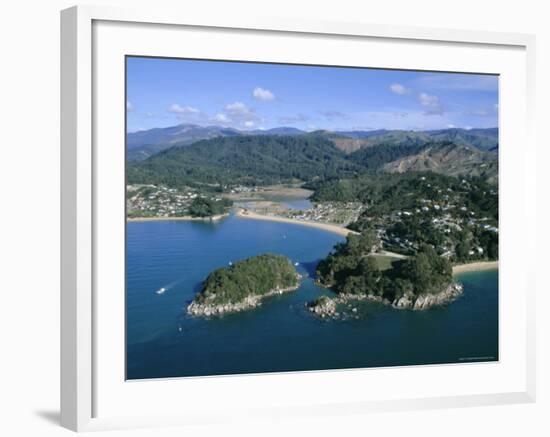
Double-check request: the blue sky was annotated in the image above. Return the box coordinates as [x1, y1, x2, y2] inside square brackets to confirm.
[126, 57, 498, 133]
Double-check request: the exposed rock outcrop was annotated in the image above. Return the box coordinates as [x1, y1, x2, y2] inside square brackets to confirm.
[391, 282, 463, 310]
[187, 282, 300, 317]
[308, 296, 337, 317]
[308, 282, 463, 319]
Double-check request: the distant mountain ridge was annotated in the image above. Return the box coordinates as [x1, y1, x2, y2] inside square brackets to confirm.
[127, 123, 499, 161]
[128, 132, 498, 188]
[127, 125, 309, 161]
[127, 125, 242, 161]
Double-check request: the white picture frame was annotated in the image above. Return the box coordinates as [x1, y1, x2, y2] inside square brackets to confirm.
[61, 5, 537, 432]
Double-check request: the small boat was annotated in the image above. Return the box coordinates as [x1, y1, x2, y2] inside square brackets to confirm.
[228, 261, 233, 266]
[294, 262, 299, 266]
[156, 287, 166, 295]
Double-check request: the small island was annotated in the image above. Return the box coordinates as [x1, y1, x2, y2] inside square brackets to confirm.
[311, 231, 463, 317]
[187, 254, 301, 317]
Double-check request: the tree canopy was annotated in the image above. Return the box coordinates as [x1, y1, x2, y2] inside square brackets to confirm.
[195, 254, 299, 305]
[316, 234, 454, 302]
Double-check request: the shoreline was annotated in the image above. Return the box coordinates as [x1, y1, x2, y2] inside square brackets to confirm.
[128, 212, 497, 275]
[127, 213, 229, 222]
[310, 282, 464, 318]
[235, 208, 357, 237]
[452, 261, 498, 274]
[188, 277, 302, 317]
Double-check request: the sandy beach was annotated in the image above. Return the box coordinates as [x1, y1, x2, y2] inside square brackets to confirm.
[127, 213, 229, 223]
[452, 261, 499, 274]
[235, 208, 357, 237]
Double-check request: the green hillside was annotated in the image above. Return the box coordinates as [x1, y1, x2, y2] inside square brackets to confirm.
[127, 135, 361, 187]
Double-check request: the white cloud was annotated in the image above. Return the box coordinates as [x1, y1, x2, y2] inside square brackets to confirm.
[225, 102, 255, 120]
[214, 113, 231, 123]
[218, 101, 260, 127]
[447, 124, 456, 128]
[243, 121, 255, 128]
[168, 103, 200, 115]
[225, 101, 251, 115]
[126, 101, 134, 111]
[390, 83, 411, 95]
[253, 87, 275, 101]
[418, 92, 445, 115]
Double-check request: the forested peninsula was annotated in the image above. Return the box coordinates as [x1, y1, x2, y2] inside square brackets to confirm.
[310, 232, 463, 317]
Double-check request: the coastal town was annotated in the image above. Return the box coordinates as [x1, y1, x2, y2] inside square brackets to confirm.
[365, 177, 499, 261]
[127, 173, 498, 265]
[283, 202, 364, 227]
[126, 184, 231, 219]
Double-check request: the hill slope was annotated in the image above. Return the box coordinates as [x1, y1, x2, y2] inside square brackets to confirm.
[427, 128, 498, 152]
[330, 128, 498, 153]
[127, 135, 361, 186]
[382, 143, 498, 183]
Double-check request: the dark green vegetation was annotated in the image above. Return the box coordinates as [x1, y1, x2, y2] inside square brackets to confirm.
[193, 254, 299, 306]
[127, 125, 306, 162]
[128, 135, 362, 187]
[127, 124, 498, 160]
[310, 171, 498, 262]
[128, 128, 498, 187]
[317, 233, 453, 303]
[316, 231, 381, 292]
[310, 172, 497, 218]
[347, 141, 430, 170]
[188, 197, 232, 217]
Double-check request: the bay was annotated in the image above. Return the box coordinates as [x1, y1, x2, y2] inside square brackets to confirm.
[126, 215, 498, 380]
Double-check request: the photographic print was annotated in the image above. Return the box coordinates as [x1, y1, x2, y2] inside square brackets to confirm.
[125, 57, 498, 380]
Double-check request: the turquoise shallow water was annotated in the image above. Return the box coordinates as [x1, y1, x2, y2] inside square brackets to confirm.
[126, 216, 498, 380]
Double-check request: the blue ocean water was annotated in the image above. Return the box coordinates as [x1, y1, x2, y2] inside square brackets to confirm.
[126, 216, 498, 380]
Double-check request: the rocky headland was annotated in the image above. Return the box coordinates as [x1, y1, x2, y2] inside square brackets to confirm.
[309, 282, 464, 319]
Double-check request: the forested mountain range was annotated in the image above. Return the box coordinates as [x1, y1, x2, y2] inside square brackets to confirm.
[127, 125, 306, 161]
[127, 134, 361, 187]
[126, 123, 498, 161]
[127, 129, 499, 188]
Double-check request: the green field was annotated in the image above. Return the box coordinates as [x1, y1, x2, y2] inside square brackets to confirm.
[369, 254, 400, 271]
